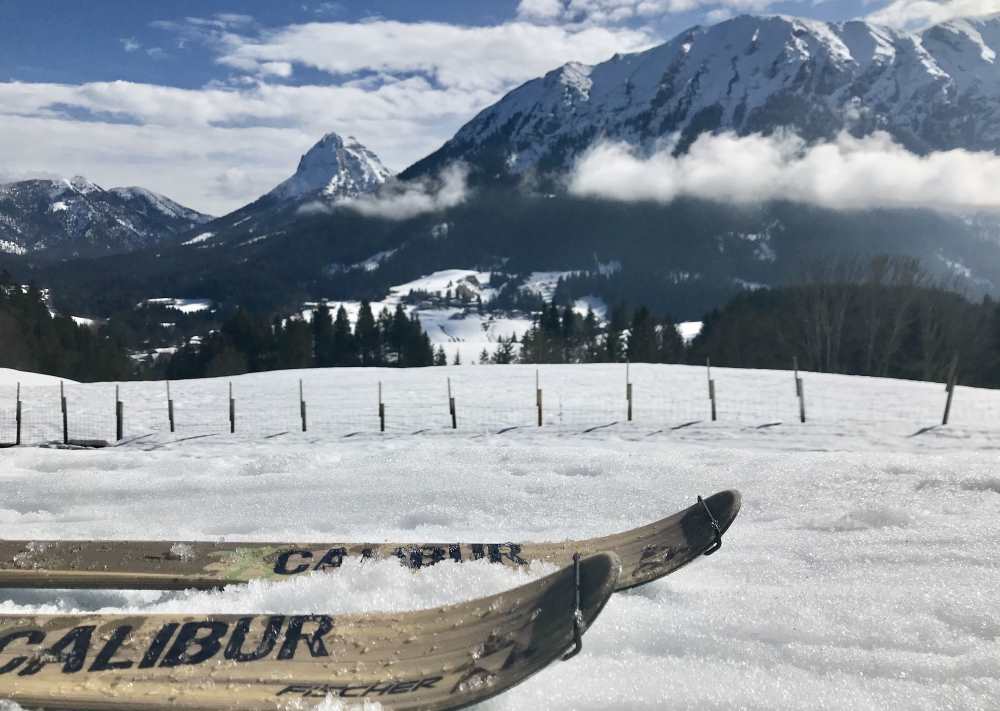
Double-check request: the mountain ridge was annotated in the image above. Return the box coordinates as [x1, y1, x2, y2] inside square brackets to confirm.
[0, 176, 212, 258]
[402, 13, 1000, 182]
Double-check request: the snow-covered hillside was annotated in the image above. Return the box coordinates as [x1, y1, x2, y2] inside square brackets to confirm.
[1, 363, 998, 709]
[407, 13, 1000, 179]
[0, 176, 212, 256]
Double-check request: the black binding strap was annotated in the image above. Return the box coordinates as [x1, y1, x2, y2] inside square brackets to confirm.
[562, 552, 584, 661]
[698, 495, 723, 556]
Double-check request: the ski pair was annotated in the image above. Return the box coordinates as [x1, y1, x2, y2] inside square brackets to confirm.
[0, 491, 741, 710]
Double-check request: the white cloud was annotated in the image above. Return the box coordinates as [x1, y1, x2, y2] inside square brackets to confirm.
[516, 0, 783, 25]
[866, 0, 1000, 29]
[214, 20, 655, 93]
[568, 131, 1000, 212]
[121, 37, 141, 52]
[340, 164, 470, 220]
[0, 15, 655, 215]
[0, 77, 490, 214]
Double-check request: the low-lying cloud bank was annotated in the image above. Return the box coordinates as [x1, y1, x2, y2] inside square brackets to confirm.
[568, 131, 1000, 212]
[300, 164, 470, 221]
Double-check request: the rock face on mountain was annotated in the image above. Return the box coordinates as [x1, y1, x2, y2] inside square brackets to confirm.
[268, 132, 393, 202]
[0, 177, 212, 257]
[404, 14, 1000, 180]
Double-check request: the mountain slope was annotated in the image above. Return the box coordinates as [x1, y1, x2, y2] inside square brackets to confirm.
[403, 13, 1000, 181]
[0, 177, 212, 258]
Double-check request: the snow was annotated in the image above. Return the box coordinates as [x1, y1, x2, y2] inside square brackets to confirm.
[1, 363, 999, 709]
[182, 231, 214, 246]
[573, 295, 606, 318]
[49, 201, 68, 213]
[522, 271, 577, 300]
[142, 298, 213, 314]
[70, 316, 94, 327]
[677, 321, 703, 343]
[0, 240, 25, 256]
[0, 368, 68, 387]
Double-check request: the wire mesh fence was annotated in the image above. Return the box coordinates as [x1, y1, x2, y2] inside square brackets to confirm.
[1, 363, 998, 445]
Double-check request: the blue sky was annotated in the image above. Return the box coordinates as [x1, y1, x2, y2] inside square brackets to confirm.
[0, 0, 990, 214]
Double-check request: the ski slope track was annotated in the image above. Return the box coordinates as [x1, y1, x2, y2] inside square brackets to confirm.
[1, 363, 999, 709]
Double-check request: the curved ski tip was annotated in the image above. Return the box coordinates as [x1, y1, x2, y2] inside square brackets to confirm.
[578, 551, 622, 628]
[701, 489, 742, 534]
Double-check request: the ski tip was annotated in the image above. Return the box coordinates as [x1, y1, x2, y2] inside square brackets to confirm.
[701, 489, 742, 536]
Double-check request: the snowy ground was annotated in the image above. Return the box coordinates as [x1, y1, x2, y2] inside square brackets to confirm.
[1, 364, 999, 709]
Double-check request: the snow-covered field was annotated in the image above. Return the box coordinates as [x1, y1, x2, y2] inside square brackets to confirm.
[2, 364, 999, 709]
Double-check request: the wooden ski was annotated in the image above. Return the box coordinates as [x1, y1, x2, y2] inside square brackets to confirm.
[0, 490, 740, 592]
[0, 552, 619, 710]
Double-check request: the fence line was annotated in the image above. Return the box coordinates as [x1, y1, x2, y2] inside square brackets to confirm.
[1, 362, 998, 445]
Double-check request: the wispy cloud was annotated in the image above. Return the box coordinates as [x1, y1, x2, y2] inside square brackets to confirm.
[337, 164, 471, 220]
[516, 0, 790, 26]
[121, 37, 141, 52]
[866, 0, 1000, 29]
[212, 20, 655, 93]
[569, 131, 1000, 212]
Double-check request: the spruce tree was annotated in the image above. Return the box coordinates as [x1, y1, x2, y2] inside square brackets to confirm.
[332, 305, 357, 366]
[312, 303, 334, 367]
[628, 306, 657, 363]
[355, 301, 378, 366]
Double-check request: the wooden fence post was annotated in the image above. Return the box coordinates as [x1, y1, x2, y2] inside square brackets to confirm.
[707, 358, 717, 422]
[115, 385, 123, 441]
[794, 356, 806, 423]
[626, 361, 633, 422]
[448, 377, 456, 429]
[942, 353, 959, 426]
[166, 381, 175, 433]
[299, 379, 307, 432]
[229, 382, 235, 434]
[536, 370, 543, 427]
[378, 381, 385, 432]
[15, 382, 21, 446]
[60, 381, 68, 444]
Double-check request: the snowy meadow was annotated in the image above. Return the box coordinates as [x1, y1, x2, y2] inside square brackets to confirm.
[1, 364, 999, 710]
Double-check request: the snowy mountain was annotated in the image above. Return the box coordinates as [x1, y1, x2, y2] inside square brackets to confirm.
[404, 13, 1000, 180]
[0, 176, 212, 257]
[180, 132, 393, 249]
[13, 17, 1000, 323]
[268, 132, 393, 203]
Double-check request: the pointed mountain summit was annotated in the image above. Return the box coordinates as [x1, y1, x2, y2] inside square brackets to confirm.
[268, 132, 393, 202]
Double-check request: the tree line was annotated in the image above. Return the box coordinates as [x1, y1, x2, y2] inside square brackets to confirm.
[6, 256, 1000, 389]
[163, 302, 438, 379]
[689, 256, 1000, 388]
[0, 273, 132, 381]
[513, 303, 685, 365]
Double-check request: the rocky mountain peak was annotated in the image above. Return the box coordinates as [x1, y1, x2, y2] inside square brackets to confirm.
[268, 131, 393, 202]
